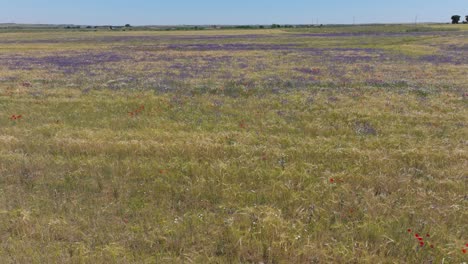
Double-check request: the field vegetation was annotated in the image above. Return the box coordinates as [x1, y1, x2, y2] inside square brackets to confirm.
[0, 24, 467, 263]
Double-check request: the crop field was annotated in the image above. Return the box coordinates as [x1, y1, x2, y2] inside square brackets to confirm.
[0, 24, 467, 263]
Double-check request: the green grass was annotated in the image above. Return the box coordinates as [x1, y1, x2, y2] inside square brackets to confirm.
[0, 26, 467, 263]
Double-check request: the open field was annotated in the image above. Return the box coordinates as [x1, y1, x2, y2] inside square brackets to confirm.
[0, 24, 467, 263]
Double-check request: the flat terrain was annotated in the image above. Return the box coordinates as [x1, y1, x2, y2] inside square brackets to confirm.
[0, 24, 467, 263]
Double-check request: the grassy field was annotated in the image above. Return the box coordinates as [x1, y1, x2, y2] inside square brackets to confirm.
[0, 24, 467, 263]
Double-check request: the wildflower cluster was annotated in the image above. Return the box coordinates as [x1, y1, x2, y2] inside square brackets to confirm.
[239, 119, 247, 129]
[128, 105, 145, 117]
[407, 229, 433, 248]
[329, 178, 344, 184]
[10, 114, 23, 121]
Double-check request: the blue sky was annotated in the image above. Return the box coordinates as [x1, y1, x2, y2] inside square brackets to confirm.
[1, 0, 466, 25]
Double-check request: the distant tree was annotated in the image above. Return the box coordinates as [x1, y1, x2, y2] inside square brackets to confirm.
[271, 24, 281, 28]
[86, 26, 92, 29]
[125, 24, 131, 27]
[465, 16, 468, 23]
[259, 25, 264, 29]
[451, 15, 461, 24]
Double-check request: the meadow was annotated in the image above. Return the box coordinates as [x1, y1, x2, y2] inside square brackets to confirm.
[0, 24, 467, 263]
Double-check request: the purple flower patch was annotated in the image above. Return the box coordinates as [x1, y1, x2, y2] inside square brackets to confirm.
[1, 52, 130, 73]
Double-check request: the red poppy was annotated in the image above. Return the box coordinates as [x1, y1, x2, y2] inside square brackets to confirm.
[407, 229, 412, 233]
[17, 115, 22, 119]
[466, 243, 468, 247]
[419, 242, 424, 247]
[426, 234, 430, 237]
[415, 234, 420, 237]
[417, 237, 423, 241]
[430, 245, 434, 249]
[329, 178, 335, 183]
[462, 248, 467, 254]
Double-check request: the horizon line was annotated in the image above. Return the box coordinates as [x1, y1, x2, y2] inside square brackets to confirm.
[0, 21, 457, 27]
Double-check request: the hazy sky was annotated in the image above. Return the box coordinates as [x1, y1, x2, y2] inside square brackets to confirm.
[1, 0, 467, 25]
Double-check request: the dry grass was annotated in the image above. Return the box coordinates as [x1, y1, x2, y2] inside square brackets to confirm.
[0, 25, 467, 263]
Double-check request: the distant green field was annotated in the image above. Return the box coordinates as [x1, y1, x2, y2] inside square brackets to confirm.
[0, 25, 467, 263]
